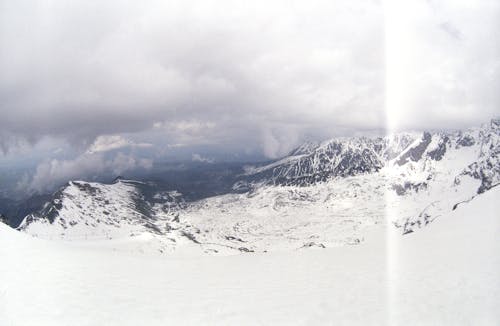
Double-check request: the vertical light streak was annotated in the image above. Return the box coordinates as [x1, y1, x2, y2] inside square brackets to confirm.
[383, 1, 420, 324]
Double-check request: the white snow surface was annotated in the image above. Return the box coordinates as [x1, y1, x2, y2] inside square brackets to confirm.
[1, 187, 499, 325]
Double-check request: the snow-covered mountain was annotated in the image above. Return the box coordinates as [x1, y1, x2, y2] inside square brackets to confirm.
[240, 119, 499, 190]
[238, 137, 388, 187]
[17, 179, 190, 253]
[234, 119, 499, 232]
[16, 119, 500, 254]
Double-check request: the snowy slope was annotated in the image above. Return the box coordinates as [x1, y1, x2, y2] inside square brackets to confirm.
[18, 180, 159, 240]
[16, 179, 192, 254]
[389, 186, 500, 325]
[1, 187, 498, 325]
[386, 119, 499, 233]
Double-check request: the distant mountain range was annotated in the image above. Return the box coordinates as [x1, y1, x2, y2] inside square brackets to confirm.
[3, 119, 499, 254]
[238, 118, 499, 190]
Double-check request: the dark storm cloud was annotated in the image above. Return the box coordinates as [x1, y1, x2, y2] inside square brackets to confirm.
[0, 0, 499, 158]
[16, 152, 153, 193]
[0, 0, 385, 156]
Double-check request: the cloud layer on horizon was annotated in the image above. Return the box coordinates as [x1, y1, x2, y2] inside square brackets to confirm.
[0, 0, 499, 162]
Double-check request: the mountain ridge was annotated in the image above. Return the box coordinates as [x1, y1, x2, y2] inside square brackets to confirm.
[13, 118, 500, 254]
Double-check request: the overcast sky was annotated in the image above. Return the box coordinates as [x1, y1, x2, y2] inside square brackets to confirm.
[0, 0, 499, 193]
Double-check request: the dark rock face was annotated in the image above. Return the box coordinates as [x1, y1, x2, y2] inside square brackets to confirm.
[238, 247, 254, 253]
[180, 231, 201, 244]
[301, 242, 326, 249]
[491, 118, 500, 129]
[0, 214, 9, 225]
[400, 211, 434, 235]
[333, 148, 383, 177]
[428, 136, 450, 161]
[396, 132, 432, 166]
[462, 156, 499, 194]
[392, 182, 428, 196]
[459, 119, 500, 194]
[456, 134, 475, 148]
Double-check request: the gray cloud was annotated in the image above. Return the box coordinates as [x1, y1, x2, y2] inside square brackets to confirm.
[0, 0, 385, 156]
[0, 0, 498, 160]
[86, 135, 152, 154]
[17, 152, 153, 194]
[192, 153, 214, 164]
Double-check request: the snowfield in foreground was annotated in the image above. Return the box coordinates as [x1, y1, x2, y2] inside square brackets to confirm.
[1, 187, 499, 326]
